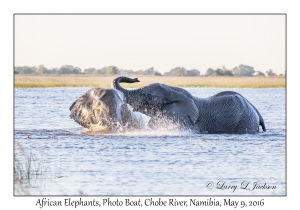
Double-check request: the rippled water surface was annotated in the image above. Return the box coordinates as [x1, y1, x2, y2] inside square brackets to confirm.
[14, 87, 285, 195]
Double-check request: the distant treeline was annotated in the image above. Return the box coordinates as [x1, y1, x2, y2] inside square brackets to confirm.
[14, 64, 284, 77]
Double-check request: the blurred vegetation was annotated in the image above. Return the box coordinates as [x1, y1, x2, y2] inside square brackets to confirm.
[14, 64, 285, 77]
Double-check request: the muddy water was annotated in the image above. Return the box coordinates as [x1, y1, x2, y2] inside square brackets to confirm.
[14, 87, 285, 195]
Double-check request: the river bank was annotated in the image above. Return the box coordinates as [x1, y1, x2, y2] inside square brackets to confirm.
[14, 75, 286, 88]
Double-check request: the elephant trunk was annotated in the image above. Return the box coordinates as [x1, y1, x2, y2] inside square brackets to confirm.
[107, 113, 124, 133]
[112, 76, 140, 105]
[112, 76, 139, 92]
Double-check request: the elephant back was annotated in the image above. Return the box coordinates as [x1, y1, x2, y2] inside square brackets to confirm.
[199, 91, 265, 133]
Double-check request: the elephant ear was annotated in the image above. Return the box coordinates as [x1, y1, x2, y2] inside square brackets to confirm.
[162, 88, 199, 125]
[69, 88, 103, 128]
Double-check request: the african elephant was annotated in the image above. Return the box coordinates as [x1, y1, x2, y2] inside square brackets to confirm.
[112, 76, 266, 134]
[69, 88, 145, 133]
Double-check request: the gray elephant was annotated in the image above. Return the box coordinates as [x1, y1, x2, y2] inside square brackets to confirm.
[112, 76, 266, 134]
[69, 88, 145, 133]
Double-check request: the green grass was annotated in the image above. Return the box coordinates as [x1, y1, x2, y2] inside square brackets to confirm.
[14, 135, 58, 195]
[14, 141, 49, 185]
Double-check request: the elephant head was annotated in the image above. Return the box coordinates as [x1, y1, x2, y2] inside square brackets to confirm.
[70, 88, 133, 132]
[112, 76, 199, 128]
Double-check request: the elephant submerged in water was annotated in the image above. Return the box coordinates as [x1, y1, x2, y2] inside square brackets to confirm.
[69, 88, 145, 133]
[112, 76, 266, 134]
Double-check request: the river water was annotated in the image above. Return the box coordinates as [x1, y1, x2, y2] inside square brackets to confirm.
[14, 87, 285, 195]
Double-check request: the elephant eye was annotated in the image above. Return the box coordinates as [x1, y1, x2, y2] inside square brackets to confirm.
[93, 100, 101, 108]
[121, 104, 127, 111]
[147, 94, 152, 100]
[162, 100, 176, 108]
